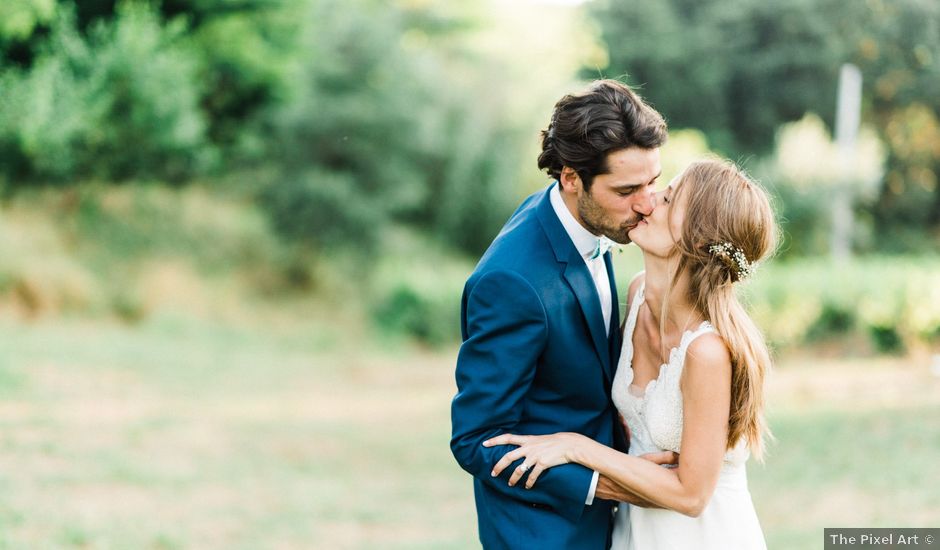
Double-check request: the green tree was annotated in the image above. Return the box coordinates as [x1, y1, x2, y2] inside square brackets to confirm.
[589, 0, 940, 252]
[0, 0, 56, 42]
[0, 4, 210, 182]
[589, 0, 845, 155]
[262, 0, 522, 255]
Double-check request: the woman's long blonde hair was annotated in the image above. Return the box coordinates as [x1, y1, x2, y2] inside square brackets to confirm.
[664, 159, 778, 461]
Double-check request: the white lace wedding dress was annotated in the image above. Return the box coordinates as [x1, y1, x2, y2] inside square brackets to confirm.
[609, 283, 767, 549]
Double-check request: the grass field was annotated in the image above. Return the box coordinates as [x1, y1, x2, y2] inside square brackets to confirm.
[0, 315, 938, 549]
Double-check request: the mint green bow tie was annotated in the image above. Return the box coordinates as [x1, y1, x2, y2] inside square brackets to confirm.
[589, 236, 615, 260]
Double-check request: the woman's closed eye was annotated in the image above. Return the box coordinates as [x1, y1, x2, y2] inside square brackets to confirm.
[662, 186, 673, 204]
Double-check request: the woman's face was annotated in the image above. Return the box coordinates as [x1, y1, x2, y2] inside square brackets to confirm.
[627, 176, 686, 258]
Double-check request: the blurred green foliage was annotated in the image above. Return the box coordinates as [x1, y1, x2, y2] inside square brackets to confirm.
[0, 0, 525, 257]
[745, 256, 940, 354]
[3, 0, 938, 258]
[0, 4, 210, 182]
[263, 0, 523, 256]
[590, 0, 940, 254]
[0, 0, 56, 42]
[0, 0, 938, 349]
[371, 256, 466, 347]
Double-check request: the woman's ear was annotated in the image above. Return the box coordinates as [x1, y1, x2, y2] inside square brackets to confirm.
[559, 166, 582, 193]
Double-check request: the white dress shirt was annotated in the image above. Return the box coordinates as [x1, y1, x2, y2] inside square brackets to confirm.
[549, 183, 614, 506]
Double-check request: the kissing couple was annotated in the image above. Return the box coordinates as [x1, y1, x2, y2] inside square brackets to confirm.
[451, 80, 774, 549]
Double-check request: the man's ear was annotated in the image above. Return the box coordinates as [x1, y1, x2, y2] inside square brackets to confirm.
[559, 166, 582, 194]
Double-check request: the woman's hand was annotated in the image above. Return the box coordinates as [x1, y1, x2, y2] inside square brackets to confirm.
[482, 432, 590, 489]
[640, 450, 679, 468]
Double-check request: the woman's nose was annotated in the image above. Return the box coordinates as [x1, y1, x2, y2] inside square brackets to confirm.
[637, 189, 660, 215]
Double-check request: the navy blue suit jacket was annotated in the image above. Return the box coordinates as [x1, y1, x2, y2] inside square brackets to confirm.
[451, 184, 627, 549]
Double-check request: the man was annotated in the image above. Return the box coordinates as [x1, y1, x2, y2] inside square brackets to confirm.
[451, 79, 668, 549]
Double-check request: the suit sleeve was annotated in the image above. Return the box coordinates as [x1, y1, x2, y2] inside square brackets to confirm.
[450, 269, 594, 521]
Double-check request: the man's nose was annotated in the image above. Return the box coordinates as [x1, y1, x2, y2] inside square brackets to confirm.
[635, 187, 657, 216]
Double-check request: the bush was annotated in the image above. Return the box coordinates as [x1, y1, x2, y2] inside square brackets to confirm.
[260, 170, 385, 253]
[365, 250, 940, 353]
[745, 256, 940, 354]
[0, 4, 211, 183]
[868, 325, 904, 354]
[372, 283, 458, 346]
[262, 0, 525, 257]
[369, 235, 470, 346]
[806, 302, 856, 342]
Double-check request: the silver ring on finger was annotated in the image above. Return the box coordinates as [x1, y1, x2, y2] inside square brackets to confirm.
[519, 463, 530, 474]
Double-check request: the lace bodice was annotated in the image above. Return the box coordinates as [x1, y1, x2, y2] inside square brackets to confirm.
[612, 283, 749, 465]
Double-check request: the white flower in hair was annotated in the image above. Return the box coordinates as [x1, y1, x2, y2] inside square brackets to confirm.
[708, 241, 757, 280]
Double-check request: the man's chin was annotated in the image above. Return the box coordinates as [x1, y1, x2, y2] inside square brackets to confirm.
[610, 233, 631, 245]
[608, 227, 635, 244]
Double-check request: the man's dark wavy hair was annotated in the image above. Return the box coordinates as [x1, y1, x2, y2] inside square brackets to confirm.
[537, 79, 668, 189]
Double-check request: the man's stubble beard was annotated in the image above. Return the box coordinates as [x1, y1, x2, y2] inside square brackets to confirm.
[578, 189, 636, 245]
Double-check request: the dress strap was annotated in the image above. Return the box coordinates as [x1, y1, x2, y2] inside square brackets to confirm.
[624, 281, 645, 336]
[677, 321, 716, 359]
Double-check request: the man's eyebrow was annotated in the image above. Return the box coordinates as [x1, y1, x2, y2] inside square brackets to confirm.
[611, 182, 642, 191]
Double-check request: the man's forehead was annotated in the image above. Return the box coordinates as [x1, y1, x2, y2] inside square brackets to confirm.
[607, 146, 659, 165]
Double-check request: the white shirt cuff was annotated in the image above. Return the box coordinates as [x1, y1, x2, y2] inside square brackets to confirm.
[585, 470, 599, 505]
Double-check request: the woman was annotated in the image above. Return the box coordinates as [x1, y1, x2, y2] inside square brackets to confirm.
[484, 159, 776, 549]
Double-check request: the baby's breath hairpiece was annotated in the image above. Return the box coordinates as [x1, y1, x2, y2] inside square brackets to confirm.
[708, 241, 756, 280]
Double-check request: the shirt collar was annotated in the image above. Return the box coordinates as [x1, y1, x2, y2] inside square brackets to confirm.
[549, 182, 603, 261]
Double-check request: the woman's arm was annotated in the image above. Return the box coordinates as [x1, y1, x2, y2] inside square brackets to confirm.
[485, 332, 732, 517]
[596, 475, 654, 506]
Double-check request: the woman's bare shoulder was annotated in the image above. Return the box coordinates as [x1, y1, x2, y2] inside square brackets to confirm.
[683, 332, 732, 389]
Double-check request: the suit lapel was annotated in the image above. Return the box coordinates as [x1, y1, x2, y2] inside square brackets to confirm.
[563, 249, 613, 384]
[536, 184, 614, 384]
[605, 251, 621, 379]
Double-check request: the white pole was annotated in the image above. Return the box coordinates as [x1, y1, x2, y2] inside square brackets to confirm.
[832, 63, 862, 263]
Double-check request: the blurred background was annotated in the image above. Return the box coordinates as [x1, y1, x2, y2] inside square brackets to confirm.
[0, 0, 938, 548]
